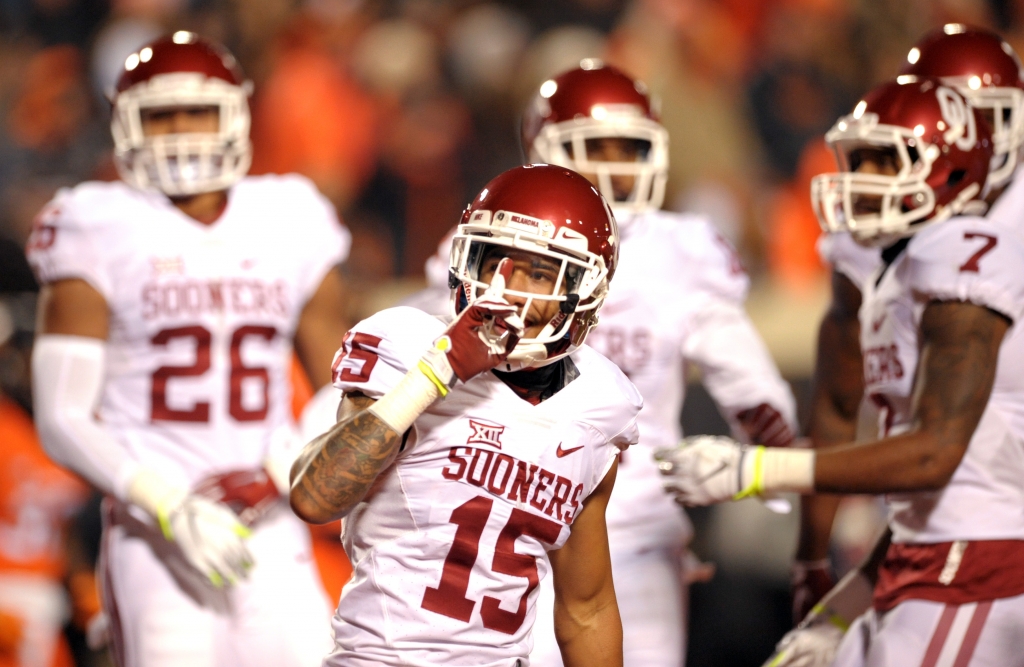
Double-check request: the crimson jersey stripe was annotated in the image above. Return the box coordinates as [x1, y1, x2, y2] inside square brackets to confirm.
[920, 604, 959, 667]
[951, 601, 993, 667]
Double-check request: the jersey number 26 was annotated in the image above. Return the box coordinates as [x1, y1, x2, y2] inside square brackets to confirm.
[150, 324, 277, 423]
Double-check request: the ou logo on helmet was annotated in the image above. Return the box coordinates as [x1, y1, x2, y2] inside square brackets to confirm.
[935, 86, 979, 151]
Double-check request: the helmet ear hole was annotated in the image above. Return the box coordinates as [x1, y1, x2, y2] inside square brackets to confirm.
[947, 169, 966, 187]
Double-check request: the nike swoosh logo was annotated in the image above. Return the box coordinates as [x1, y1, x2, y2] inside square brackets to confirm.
[556, 443, 584, 458]
[694, 461, 728, 485]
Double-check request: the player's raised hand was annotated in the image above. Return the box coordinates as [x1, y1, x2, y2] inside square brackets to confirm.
[422, 258, 525, 387]
[654, 435, 759, 505]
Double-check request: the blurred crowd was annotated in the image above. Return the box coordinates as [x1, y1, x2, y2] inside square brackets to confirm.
[6, 0, 1024, 299]
[3, 0, 1024, 665]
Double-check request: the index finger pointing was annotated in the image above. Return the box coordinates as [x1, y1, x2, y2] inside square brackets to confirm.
[486, 257, 514, 296]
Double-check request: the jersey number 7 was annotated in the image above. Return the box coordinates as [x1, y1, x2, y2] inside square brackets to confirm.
[959, 232, 998, 273]
[422, 496, 561, 634]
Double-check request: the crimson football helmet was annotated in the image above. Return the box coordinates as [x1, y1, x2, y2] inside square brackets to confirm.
[521, 60, 668, 221]
[811, 76, 992, 246]
[111, 32, 252, 196]
[901, 24, 1024, 191]
[449, 164, 618, 369]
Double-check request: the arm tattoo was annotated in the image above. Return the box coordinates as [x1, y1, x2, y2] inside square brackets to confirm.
[291, 393, 403, 523]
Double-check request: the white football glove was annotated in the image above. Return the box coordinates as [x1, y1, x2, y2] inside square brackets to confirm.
[762, 566, 874, 667]
[165, 495, 254, 585]
[762, 620, 844, 667]
[654, 436, 758, 505]
[655, 436, 815, 506]
[128, 469, 254, 587]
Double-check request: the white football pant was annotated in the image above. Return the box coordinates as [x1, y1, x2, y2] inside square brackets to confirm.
[832, 593, 1024, 667]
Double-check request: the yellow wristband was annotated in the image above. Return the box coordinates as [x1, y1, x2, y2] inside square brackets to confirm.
[157, 505, 175, 541]
[733, 446, 765, 500]
[811, 603, 851, 632]
[417, 360, 450, 397]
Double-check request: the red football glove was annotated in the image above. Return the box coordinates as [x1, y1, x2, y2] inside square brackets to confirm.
[791, 559, 836, 625]
[192, 468, 281, 528]
[737, 402, 795, 448]
[428, 258, 524, 384]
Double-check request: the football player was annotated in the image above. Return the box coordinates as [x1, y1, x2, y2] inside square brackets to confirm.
[290, 164, 642, 667]
[27, 33, 348, 667]
[660, 74, 1024, 667]
[791, 23, 1024, 634]
[518, 62, 798, 667]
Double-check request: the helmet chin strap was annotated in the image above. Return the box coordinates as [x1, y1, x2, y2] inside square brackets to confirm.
[953, 182, 985, 215]
[504, 342, 550, 370]
[858, 180, 986, 246]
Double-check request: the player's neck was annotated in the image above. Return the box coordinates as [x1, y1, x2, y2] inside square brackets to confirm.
[984, 182, 1009, 207]
[493, 358, 578, 405]
[170, 190, 229, 225]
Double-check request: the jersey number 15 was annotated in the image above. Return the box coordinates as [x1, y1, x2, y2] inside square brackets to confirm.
[422, 496, 561, 635]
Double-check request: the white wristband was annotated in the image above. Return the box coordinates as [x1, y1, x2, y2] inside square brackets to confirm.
[760, 448, 815, 494]
[367, 365, 442, 434]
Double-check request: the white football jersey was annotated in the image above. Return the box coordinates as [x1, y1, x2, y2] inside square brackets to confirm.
[587, 210, 797, 552]
[327, 307, 641, 667]
[860, 202, 1024, 543]
[27, 175, 349, 488]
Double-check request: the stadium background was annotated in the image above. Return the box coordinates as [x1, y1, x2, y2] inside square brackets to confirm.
[0, 0, 1016, 665]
